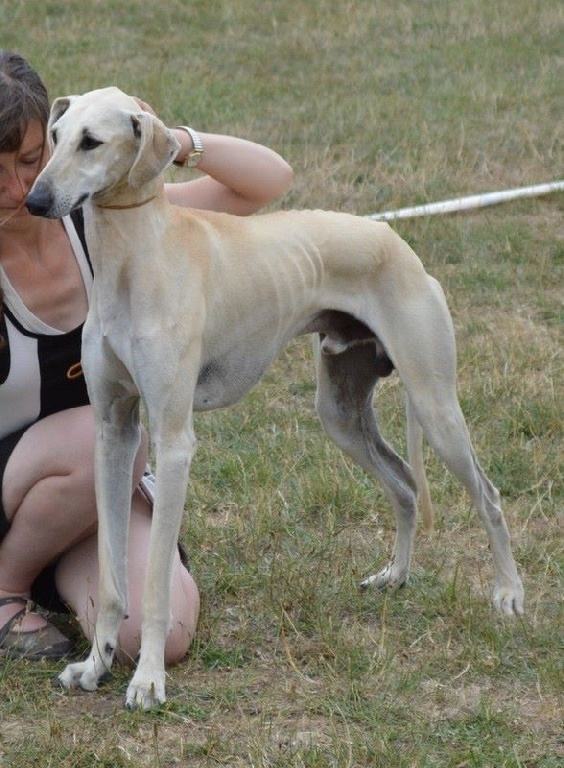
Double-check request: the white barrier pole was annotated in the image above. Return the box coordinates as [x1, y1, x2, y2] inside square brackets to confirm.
[366, 180, 564, 221]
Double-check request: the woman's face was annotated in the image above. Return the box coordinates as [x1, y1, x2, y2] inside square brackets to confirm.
[0, 119, 47, 221]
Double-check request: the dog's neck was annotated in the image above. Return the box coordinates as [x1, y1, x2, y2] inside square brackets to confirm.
[92, 178, 164, 212]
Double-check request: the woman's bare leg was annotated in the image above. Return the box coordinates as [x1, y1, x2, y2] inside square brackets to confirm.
[0, 404, 198, 660]
[0, 406, 147, 632]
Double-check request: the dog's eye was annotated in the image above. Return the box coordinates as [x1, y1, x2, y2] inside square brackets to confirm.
[79, 135, 103, 151]
[51, 129, 58, 146]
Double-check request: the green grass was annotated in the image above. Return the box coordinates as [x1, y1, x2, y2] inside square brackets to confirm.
[1, 0, 562, 765]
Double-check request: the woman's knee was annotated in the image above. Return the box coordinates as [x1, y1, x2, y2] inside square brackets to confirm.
[56, 509, 200, 667]
[66, 562, 200, 668]
[116, 566, 200, 666]
[164, 567, 200, 665]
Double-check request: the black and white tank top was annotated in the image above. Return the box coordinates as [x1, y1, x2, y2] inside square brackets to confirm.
[0, 210, 93, 440]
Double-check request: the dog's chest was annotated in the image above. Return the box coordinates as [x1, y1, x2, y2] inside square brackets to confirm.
[194, 344, 279, 412]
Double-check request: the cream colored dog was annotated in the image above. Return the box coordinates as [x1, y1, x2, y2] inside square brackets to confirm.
[26, 87, 524, 709]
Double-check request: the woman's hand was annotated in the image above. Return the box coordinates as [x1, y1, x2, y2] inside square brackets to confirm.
[165, 131, 293, 216]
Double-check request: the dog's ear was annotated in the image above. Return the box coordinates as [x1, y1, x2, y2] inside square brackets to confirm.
[48, 96, 76, 130]
[128, 113, 181, 189]
[47, 96, 78, 149]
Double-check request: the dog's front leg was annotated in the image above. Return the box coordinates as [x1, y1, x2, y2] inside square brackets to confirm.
[124, 419, 197, 710]
[59, 381, 141, 693]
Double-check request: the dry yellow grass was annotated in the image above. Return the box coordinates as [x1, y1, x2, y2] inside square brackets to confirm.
[0, 1, 562, 765]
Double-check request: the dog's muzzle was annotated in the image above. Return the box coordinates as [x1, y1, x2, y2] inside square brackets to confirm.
[25, 182, 57, 218]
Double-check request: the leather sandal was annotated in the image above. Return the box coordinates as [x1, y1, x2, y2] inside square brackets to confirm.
[0, 596, 72, 660]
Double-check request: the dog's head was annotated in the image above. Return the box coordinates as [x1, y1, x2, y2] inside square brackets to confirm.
[26, 86, 181, 218]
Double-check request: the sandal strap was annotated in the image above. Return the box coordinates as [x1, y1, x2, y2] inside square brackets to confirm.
[0, 596, 31, 643]
[0, 595, 29, 609]
[0, 616, 72, 660]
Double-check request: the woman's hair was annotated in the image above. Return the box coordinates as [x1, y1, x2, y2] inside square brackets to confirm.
[0, 50, 49, 151]
[0, 51, 49, 348]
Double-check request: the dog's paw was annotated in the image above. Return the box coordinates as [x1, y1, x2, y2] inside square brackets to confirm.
[58, 658, 106, 692]
[360, 563, 408, 592]
[125, 669, 166, 710]
[493, 581, 525, 616]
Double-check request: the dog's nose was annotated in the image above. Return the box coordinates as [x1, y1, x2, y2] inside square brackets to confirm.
[25, 183, 54, 217]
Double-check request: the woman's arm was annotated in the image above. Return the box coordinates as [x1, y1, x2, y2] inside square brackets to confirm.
[164, 129, 293, 215]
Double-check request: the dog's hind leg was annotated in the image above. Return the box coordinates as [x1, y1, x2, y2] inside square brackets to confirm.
[406, 393, 434, 532]
[407, 385, 524, 615]
[315, 341, 419, 591]
[374, 270, 524, 615]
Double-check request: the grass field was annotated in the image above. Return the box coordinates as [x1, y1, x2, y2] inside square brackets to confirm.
[0, 1, 562, 765]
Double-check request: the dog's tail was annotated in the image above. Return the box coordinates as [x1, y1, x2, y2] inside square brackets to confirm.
[406, 395, 434, 532]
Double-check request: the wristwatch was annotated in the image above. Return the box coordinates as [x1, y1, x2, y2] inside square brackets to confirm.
[173, 126, 204, 168]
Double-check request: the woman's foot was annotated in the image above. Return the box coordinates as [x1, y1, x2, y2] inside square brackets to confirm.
[0, 596, 72, 659]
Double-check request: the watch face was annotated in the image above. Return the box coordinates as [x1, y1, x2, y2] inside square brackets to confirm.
[187, 150, 203, 167]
